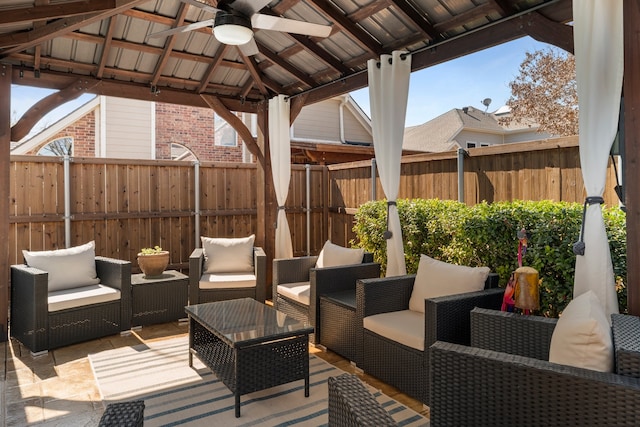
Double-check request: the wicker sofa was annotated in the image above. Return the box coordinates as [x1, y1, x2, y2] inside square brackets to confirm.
[429, 308, 640, 426]
[328, 374, 398, 426]
[273, 251, 379, 344]
[189, 246, 266, 304]
[11, 256, 131, 354]
[356, 273, 501, 405]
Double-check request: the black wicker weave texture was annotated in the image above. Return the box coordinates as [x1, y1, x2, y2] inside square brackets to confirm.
[98, 400, 145, 427]
[328, 374, 398, 427]
[429, 310, 640, 426]
[131, 270, 188, 326]
[320, 290, 359, 364]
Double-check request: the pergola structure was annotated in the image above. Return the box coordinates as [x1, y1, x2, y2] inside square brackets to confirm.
[0, 0, 638, 341]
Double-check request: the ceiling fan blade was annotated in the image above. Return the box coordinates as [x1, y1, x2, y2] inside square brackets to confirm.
[230, 0, 272, 17]
[238, 38, 259, 56]
[251, 14, 332, 38]
[146, 19, 216, 40]
[180, 0, 221, 15]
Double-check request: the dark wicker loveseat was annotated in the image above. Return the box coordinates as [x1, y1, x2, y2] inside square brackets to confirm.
[356, 273, 501, 405]
[10, 256, 131, 354]
[429, 308, 640, 426]
[273, 252, 379, 344]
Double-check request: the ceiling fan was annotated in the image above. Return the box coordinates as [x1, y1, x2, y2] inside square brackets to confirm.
[147, 0, 332, 56]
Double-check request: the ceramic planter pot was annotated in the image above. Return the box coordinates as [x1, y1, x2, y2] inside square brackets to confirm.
[137, 251, 170, 278]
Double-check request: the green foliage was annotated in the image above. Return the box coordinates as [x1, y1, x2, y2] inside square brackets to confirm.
[353, 199, 627, 317]
[139, 246, 164, 255]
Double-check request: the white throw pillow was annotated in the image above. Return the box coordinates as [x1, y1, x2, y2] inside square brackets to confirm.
[548, 290, 613, 372]
[408, 254, 490, 313]
[202, 235, 255, 274]
[315, 240, 364, 268]
[22, 241, 100, 292]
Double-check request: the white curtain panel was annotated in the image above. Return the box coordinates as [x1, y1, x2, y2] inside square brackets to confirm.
[573, 0, 623, 318]
[269, 94, 293, 259]
[368, 51, 411, 276]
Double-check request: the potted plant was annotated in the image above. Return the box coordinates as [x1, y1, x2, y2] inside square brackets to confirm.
[137, 245, 169, 278]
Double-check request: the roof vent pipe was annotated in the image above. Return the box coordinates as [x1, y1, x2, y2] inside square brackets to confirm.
[462, 107, 469, 114]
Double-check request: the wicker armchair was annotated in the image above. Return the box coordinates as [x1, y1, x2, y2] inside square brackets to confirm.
[189, 246, 266, 304]
[429, 308, 640, 426]
[356, 273, 501, 405]
[273, 252, 379, 344]
[10, 256, 131, 354]
[328, 374, 398, 426]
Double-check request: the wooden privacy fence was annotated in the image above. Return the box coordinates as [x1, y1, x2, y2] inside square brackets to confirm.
[327, 136, 621, 246]
[9, 136, 621, 274]
[9, 156, 327, 272]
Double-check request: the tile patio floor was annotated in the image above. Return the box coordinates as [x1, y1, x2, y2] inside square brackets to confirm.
[1, 320, 430, 426]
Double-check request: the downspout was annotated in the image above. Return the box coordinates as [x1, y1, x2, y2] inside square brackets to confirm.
[339, 96, 348, 143]
[63, 155, 71, 247]
[457, 148, 468, 203]
[194, 161, 201, 248]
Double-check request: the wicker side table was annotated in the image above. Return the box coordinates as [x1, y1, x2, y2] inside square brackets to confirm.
[320, 290, 360, 365]
[131, 270, 188, 327]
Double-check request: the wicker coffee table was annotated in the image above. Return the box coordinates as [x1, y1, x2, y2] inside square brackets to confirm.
[185, 298, 314, 417]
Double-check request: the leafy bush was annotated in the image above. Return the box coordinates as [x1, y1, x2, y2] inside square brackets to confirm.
[353, 199, 627, 317]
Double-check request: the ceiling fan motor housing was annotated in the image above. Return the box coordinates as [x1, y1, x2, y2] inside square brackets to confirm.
[213, 11, 253, 45]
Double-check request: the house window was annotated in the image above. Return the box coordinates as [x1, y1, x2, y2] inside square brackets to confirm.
[38, 137, 73, 156]
[214, 114, 237, 147]
[170, 143, 197, 161]
[466, 141, 490, 149]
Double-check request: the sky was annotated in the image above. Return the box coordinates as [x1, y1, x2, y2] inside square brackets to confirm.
[10, 36, 552, 138]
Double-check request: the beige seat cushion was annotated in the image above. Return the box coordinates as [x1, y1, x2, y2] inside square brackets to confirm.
[48, 284, 120, 312]
[364, 309, 425, 351]
[23, 241, 100, 292]
[201, 235, 255, 274]
[315, 240, 365, 268]
[277, 281, 311, 306]
[199, 273, 256, 289]
[409, 254, 490, 313]
[549, 290, 614, 372]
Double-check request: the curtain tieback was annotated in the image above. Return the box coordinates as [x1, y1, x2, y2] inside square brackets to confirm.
[384, 201, 396, 240]
[573, 196, 604, 256]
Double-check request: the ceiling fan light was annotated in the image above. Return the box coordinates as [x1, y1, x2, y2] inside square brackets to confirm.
[213, 13, 253, 45]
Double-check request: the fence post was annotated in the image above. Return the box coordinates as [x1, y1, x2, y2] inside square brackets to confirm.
[457, 148, 467, 203]
[305, 164, 311, 256]
[63, 155, 71, 248]
[371, 158, 377, 200]
[194, 161, 201, 248]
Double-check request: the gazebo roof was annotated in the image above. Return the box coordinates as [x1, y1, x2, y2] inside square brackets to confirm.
[1, 0, 573, 130]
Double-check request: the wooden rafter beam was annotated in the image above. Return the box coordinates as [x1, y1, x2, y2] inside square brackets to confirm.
[256, 42, 316, 88]
[306, 0, 383, 56]
[11, 67, 260, 113]
[347, 0, 392, 22]
[520, 12, 574, 54]
[237, 50, 270, 97]
[11, 78, 100, 141]
[96, 16, 118, 79]
[151, 3, 189, 86]
[0, 0, 148, 55]
[197, 44, 230, 93]
[200, 94, 262, 162]
[433, 2, 498, 33]
[0, 0, 118, 25]
[390, 0, 439, 40]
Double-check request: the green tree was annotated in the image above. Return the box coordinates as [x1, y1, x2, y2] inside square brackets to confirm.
[500, 49, 577, 137]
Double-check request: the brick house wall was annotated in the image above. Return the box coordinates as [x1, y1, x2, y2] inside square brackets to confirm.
[26, 110, 96, 156]
[155, 103, 245, 162]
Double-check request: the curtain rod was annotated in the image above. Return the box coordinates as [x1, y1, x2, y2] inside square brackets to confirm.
[285, 0, 563, 101]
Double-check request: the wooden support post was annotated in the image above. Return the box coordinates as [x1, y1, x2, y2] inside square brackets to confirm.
[0, 63, 10, 341]
[256, 102, 276, 299]
[624, 1, 640, 315]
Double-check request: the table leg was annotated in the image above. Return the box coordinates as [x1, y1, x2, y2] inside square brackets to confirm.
[304, 339, 310, 397]
[235, 393, 241, 417]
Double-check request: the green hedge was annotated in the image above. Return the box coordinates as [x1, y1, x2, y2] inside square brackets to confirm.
[353, 199, 627, 317]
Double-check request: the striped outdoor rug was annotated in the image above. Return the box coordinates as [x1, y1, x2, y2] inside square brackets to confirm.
[89, 336, 428, 426]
